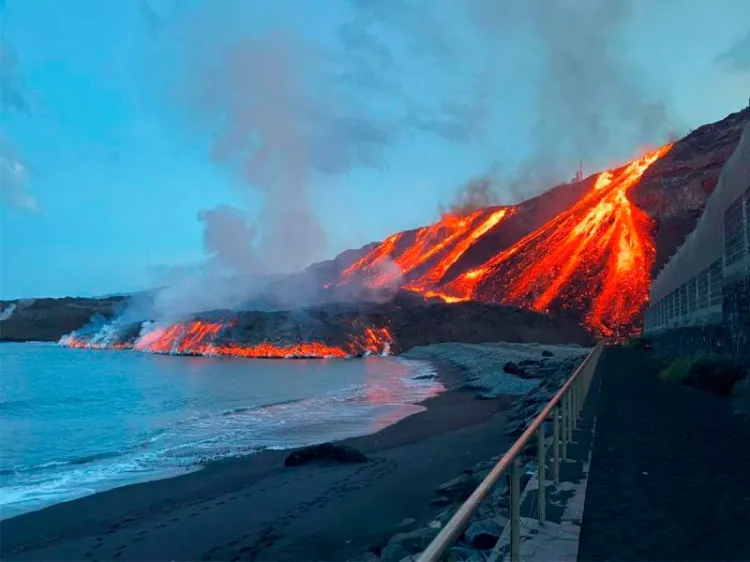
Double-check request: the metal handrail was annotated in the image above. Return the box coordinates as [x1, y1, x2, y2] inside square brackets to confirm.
[417, 343, 604, 562]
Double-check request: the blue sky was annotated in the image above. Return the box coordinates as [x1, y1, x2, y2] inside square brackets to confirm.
[1, 0, 749, 300]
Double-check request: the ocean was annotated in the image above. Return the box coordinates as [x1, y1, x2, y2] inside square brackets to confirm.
[0, 342, 442, 520]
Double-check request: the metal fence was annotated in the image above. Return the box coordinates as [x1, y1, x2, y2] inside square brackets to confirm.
[417, 343, 604, 562]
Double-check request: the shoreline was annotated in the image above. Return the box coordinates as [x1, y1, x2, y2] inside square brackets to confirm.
[1, 343, 584, 561]
[2, 355, 513, 561]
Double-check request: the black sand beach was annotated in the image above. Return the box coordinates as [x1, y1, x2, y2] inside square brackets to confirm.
[1, 360, 514, 561]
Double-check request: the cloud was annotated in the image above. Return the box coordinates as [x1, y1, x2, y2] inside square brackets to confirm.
[458, 0, 674, 200]
[0, 135, 37, 213]
[0, 35, 37, 213]
[716, 30, 750, 73]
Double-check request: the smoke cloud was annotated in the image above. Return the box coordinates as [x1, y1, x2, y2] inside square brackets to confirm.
[441, 176, 500, 216]
[0, 303, 16, 321]
[717, 29, 750, 73]
[0, 36, 37, 213]
[465, 0, 672, 200]
[0, 135, 36, 212]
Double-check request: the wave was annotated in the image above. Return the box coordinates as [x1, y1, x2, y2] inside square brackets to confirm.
[0, 357, 443, 519]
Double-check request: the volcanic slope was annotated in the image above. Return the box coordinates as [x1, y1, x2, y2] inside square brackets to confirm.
[320, 107, 749, 337]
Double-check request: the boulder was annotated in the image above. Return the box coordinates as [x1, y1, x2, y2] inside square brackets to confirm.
[541, 350, 554, 357]
[503, 361, 526, 376]
[381, 528, 440, 562]
[436, 473, 476, 501]
[284, 443, 367, 467]
[465, 517, 506, 549]
[446, 546, 483, 561]
[519, 359, 542, 367]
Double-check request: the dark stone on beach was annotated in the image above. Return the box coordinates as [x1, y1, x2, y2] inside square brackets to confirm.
[380, 528, 440, 562]
[542, 350, 554, 357]
[284, 443, 367, 467]
[505, 420, 525, 438]
[430, 495, 452, 507]
[436, 474, 476, 501]
[503, 362, 526, 376]
[465, 518, 505, 549]
[522, 441, 538, 457]
[519, 359, 542, 367]
[447, 545, 483, 561]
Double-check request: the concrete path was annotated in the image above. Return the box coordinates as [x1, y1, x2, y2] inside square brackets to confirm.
[578, 347, 750, 561]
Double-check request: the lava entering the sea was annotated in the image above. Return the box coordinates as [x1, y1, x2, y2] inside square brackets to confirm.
[61, 320, 393, 359]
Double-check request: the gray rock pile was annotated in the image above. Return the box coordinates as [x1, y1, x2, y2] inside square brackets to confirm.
[349, 344, 589, 561]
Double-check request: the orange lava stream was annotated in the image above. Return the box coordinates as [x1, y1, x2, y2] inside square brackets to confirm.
[405, 208, 510, 293]
[438, 144, 673, 337]
[65, 321, 394, 359]
[339, 208, 510, 291]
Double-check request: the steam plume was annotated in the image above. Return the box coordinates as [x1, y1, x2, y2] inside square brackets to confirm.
[441, 176, 500, 216]
[0, 36, 37, 213]
[717, 29, 750, 72]
[0, 303, 16, 321]
[466, 0, 671, 199]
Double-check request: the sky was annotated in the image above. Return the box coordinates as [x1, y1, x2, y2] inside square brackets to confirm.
[1, 0, 749, 300]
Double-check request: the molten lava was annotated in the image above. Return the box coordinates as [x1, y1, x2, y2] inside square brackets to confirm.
[437, 145, 673, 337]
[339, 208, 511, 290]
[63, 320, 393, 359]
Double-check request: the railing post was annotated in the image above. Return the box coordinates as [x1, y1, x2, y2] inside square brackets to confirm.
[510, 458, 521, 562]
[553, 405, 560, 483]
[566, 391, 574, 442]
[537, 424, 546, 524]
[561, 396, 568, 460]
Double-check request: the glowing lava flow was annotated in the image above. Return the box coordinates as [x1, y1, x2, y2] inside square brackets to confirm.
[339, 208, 511, 290]
[437, 144, 673, 337]
[63, 320, 393, 359]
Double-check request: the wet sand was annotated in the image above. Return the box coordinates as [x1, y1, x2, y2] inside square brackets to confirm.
[1, 360, 514, 561]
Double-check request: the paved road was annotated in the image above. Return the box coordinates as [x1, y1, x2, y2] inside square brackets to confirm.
[579, 347, 750, 561]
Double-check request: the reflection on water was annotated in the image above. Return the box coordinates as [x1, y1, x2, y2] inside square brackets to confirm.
[0, 343, 442, 518]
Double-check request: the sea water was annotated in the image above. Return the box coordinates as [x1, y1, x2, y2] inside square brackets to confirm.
[0, 342, 442, 519]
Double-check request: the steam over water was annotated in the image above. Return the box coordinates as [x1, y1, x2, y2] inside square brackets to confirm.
[0, 343, 442, 519]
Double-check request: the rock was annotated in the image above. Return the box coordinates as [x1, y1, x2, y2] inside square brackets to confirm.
[505, 420, 525, 438]
[446, 546, 482, 561]
[436, 473, 476, 501]
[465, 518, 505, 549]
[503, 361, 526, 376]
[522, 441, 538, 457]
[413, 374, 437, 380]
[519, 359, 542, 367]
[284, 443, 367, 467]
[381, 528, 440, 562]
[397, 518, 418, 532]
[430, 495, 452, 507]
[348, 553, 380, 561]
[541, 350, 554, 357]
[490, 484, 509, 508]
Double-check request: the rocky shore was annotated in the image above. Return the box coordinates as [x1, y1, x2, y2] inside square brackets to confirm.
[353, 343, 590, 562]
